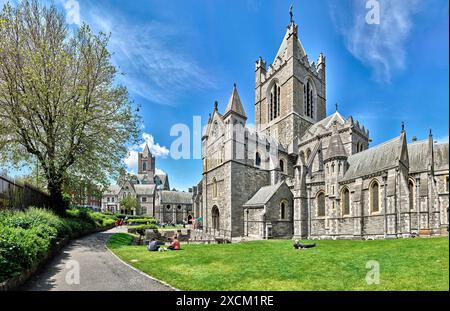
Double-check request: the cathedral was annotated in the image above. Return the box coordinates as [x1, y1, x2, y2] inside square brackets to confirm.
[192, 11, 449, 241]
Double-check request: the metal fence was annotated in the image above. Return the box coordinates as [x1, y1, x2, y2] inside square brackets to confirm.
[0, 174, 50, 210]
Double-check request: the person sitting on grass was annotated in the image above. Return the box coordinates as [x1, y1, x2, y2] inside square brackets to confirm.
[293, 240, 316, 250]
[147, 238, 165, 252]
[167, 235, 181, 251]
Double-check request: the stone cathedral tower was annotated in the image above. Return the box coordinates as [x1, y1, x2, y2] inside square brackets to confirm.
[138, 143, 155, 182]
[255, 15, 326, 149]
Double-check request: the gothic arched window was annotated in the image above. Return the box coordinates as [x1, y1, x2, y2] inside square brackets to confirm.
[142, 162, 147, 171]
[269, 83, 281, 121]
[317, 191, 325, 217]
[305, 80, 315, 119]
[370, 180, 380, 213]
[280, 201, 287, 219]
[255, 152, 261, 166]
[279, 159, 285, 173]
[342, 187, 350, 216]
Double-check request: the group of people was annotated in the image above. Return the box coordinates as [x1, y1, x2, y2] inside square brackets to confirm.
[147, 235, 181, 252]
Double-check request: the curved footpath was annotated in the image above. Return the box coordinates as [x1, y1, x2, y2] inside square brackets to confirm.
[21, 227, 174, 291]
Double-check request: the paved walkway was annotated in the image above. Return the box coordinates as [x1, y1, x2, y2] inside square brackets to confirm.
[21, 227, 174, 291]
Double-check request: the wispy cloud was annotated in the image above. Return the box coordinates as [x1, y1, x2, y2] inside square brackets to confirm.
[329, 0, 422, 83]
[124, 132, 169, 174]
[62, 2, 217, 105]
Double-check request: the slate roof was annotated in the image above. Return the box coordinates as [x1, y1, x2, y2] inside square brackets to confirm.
[325, 123, 347, 160]
[434, 142, 449, 171]
[407, 140, 428, 173]
[301, 112, 346, 139]
[134, 184, 156, 196]
[243, 182, 285, 207]
[104, 185, 120, 195]
[342, 136, 401, 182]
[160, 191, 192, 205]
[224, 84, 246, 119]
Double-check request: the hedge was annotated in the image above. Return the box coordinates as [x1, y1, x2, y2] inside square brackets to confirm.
[0, 207, 115, 283]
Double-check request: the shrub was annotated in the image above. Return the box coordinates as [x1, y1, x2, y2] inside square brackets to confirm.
[127, 218, 157, 225]
[0, 207, 116, 282]
[127, 224, 158, 234]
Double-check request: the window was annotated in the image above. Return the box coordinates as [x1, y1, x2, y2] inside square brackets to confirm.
[446, 176, 449, 192]
[279, 159, 285, 173]
[212, 178, 217, 198]
[142, 197, 147, 203]
[212, 206, 220, 230]
[280, 201, 287, 219]
[166, 205, 171, 210]
[370, 180, 380, 213]
[177, 205, 182, 210]
[142, 162, 147, 171]
[317, 191, 325, 217]
[408, 180, 415, 210]
[342, 188, 350, 215]
[306, 149, 311, 162]
[304, 80, 315, 119]
[269, 83, 281, 121]
[107, 197, 110, 203]
[255, 152, 261, 166]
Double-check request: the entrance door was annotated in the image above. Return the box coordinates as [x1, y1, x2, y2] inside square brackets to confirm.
[212, 206, 220, 231]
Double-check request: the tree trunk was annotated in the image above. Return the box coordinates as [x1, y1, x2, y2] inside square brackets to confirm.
[47, 180, 66, 215]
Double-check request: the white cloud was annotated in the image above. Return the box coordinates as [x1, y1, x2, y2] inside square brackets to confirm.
[329, 0, 422, 83]
[62, 0, 80, 26]
[82, 6, 217, 105]
[124, 133, 169, 173]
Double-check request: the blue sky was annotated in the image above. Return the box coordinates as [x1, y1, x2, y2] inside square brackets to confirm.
[2, 0, 449, 191]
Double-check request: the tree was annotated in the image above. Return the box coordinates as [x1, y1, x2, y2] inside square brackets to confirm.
[0, 1, 140, 214]
[120, 195, 141, 215]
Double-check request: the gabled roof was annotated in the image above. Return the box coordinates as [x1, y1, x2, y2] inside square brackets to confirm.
[104, 185, 120, 195]
[408, 140, 428, 173]
[224, 84, 246, 119]
[301, 111, 346, 140]
[434, 142, 449, 171]
[134, 184, 156, 196]
[160, 191, 192, 204]
[342, 136, 402, 182]
[243, 181, 285, 207]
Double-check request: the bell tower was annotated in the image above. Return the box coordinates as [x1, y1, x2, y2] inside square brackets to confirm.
[255, 4, 326, 149]
[138, 143, 155, 182]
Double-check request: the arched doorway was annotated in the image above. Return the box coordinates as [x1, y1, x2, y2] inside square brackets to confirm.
[187, 214, 193, 224]
[212, 206, 220, 231]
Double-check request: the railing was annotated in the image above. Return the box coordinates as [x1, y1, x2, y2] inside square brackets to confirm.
[0, 174, 50, 210]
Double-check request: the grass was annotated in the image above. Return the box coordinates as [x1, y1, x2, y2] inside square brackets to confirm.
[107, 233, 449, 291]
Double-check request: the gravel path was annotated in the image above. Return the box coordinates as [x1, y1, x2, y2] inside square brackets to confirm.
[21, 227, 174, 291]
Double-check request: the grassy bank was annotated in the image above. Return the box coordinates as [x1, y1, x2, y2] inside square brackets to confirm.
[108, 233, 449, 291]
[0, 207, 115, 283]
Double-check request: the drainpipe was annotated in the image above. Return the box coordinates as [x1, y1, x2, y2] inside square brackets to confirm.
[382, 173, 388, 237]
[416, 178, 420, 233]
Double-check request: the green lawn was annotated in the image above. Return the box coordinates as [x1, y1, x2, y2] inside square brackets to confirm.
[107, 233, 449, 291]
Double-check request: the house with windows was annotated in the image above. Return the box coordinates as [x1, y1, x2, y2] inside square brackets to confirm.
[194, 8, 449, 241]
[102, 143, 193, 223]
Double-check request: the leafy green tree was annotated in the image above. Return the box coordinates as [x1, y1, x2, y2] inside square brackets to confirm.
[120, 195, 141, 215]
[0, 1, 140, 214]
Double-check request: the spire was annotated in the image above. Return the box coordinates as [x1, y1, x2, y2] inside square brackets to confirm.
[214, 100, 218, 111]
[324, 121, 347, 161]
[289, 2, 294, 24]
[143, 142, 151, 157]
[224, 83, 246, 119]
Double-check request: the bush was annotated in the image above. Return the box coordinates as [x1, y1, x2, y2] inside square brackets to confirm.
[0, 207, 116, 283]
[126, 218, 157, 225]
[127, 224, 158, 234]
